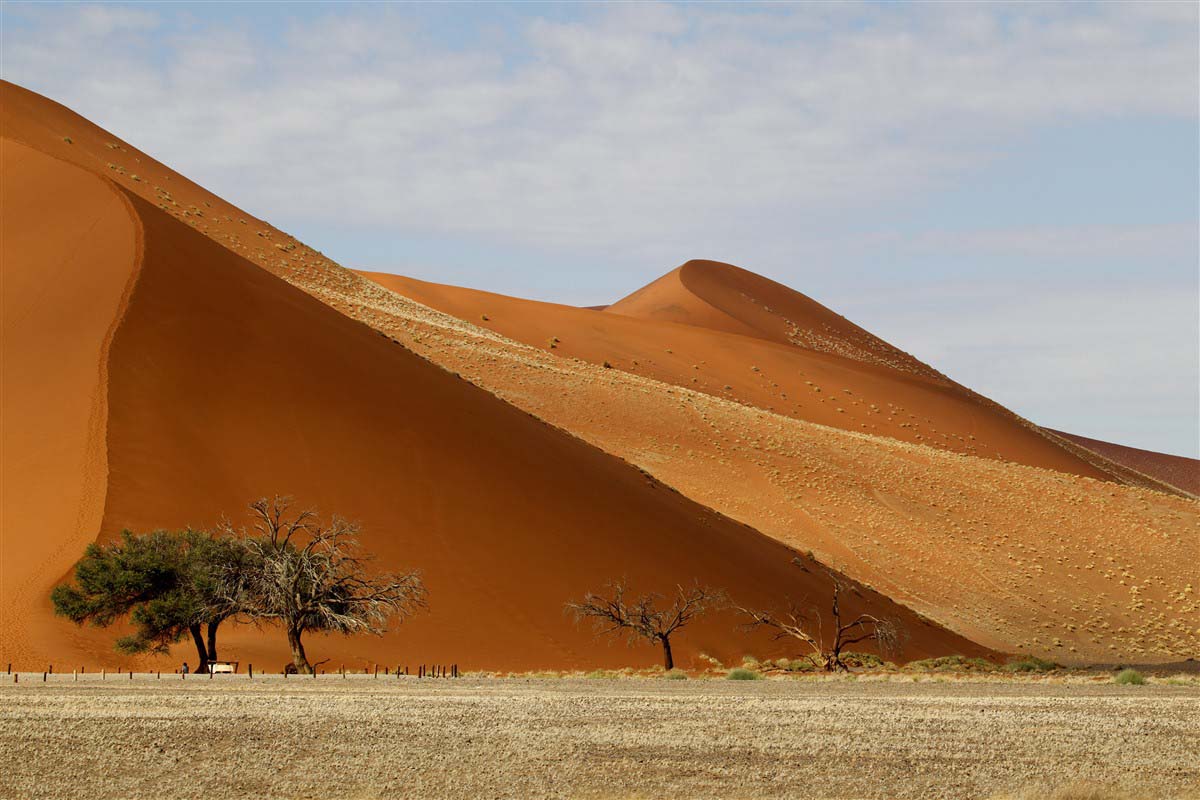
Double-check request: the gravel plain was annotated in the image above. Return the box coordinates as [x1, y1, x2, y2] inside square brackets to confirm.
[1, 674, 1198, 800]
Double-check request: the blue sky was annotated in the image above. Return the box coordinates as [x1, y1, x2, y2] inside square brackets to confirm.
[3, 1, 1197, 457]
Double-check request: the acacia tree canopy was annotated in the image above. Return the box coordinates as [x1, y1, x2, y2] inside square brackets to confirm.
[51, 529, 241, 671]
[221, 497, 428, 674]
[566, 581, 722, 670]
[53, 499, 428, 675]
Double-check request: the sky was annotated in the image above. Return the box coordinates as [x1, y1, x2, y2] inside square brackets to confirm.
[3, 1, 1198, 457]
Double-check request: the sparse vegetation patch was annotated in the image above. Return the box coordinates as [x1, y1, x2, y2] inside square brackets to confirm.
[726, 667, 762, 680]
[1114, 668, 1145, 685]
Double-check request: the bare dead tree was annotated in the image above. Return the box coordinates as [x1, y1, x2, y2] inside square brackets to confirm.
[566, 581, 722, 670]
[736, 560, 905, 671]
[222, 497, 428, 674]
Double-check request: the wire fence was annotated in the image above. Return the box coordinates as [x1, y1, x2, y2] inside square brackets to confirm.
[4, 661, 460, 683]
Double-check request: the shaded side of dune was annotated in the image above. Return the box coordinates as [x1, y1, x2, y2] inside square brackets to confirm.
[88, 189, 987, 672]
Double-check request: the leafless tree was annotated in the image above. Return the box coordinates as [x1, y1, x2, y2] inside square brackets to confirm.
[223, 497, 428, 674]
[736, 560, 904, 671]
[566, 581, 722, 670]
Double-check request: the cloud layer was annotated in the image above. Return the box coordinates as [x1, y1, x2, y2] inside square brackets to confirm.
[3, 2, 1197, 455]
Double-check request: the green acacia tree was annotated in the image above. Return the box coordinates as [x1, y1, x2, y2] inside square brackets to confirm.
[51, 530, 248, 672]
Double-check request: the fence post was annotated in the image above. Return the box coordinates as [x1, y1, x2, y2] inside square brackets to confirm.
[73, 669, 78, 682]
[374, 665, 379, 679]
[249, 664, 253, 679]
[102, 668, 106, 680]
[42, 671, 47, 682]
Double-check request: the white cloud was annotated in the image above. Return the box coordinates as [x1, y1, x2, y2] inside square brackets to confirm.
[3, 2, 1195, 248]
[886, 223, 1200, 264]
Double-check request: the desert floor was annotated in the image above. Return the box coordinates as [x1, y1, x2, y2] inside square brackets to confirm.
[1, 675, 1197, 799]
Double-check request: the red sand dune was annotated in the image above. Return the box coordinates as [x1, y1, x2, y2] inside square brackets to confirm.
[607, 259, 941, 378]
[3, 80, 1194, 670]
[0, 82, 986, 672]
[1047, 429, 1200, 496]
[360, 270, 1148, 486]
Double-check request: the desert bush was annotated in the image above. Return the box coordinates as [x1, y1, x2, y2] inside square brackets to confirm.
[906, 655, 997, 673]
[1006, 656, 1060, 673]
[727, 667, 762, 681]
[1114, 669, 1145, 686]
[664, 669, 688, 680]
[841, 652, 887, 669]
[1161, 674, 1198, 686]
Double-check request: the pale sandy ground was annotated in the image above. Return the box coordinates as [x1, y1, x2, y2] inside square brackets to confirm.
[1, 675, 1197, 799]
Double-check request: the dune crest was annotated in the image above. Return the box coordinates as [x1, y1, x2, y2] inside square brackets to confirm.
[0, 140, 142, 665]
[1046, 430, 1199, 497]
[608, 259, 940, 378]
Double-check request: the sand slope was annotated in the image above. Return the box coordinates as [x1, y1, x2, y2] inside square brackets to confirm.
[0, 84, 982, 672]
[361, 271, 1131, 484]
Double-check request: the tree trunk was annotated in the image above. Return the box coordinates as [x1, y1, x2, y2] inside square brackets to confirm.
[189, 624, 210, 674]
[206, 621, 220, 664]
[287, 628, 312, 674]
[660, 636, 674, 671]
